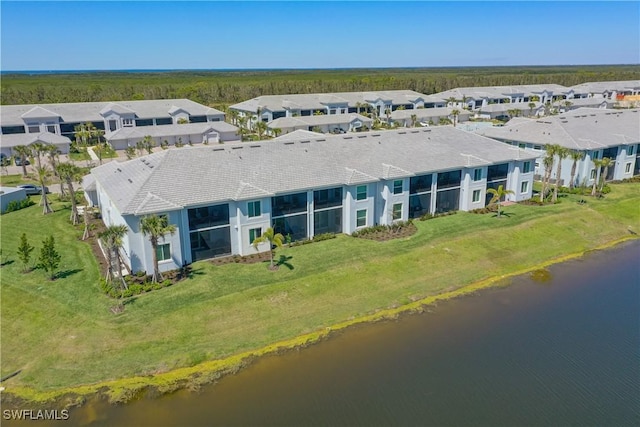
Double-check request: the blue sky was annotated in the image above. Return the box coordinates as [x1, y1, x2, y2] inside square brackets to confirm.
[1, 1, 638, 70]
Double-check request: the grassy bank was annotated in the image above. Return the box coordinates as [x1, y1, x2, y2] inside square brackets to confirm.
[1, 184, 639, 403]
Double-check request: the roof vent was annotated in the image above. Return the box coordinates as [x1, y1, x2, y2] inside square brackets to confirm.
[300, 140, 310, 144]
[212, 148, 224, 151]
[284, 142, 294, 145]
[232, 146, 243, 150]
[117, 168, 122, 172]
[398, 131, 407, 134]
[372, 134, 381, 137]
[250, 145, 261, 148]
[343, 136, 353, 140]
[316, 139, 326, 142]
[410, 130, 419, 133]
[127, 179, 133, 183]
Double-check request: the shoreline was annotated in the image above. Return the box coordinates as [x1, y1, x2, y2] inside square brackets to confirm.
[3, 235, 637, 408]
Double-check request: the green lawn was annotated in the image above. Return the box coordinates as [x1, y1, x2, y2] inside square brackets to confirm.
[1, 184, 639, 397]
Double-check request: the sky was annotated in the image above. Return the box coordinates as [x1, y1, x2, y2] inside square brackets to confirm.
[1, 1, 639, 71]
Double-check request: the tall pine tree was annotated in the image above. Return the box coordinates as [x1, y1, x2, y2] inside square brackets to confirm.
[39, 235, 61, 280]
[17, 233, 34, 273]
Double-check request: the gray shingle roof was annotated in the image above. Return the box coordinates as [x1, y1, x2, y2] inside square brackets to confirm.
[478, 108, 640, 150]
[267, 113, 372, 128]
[271, 130, 324, 141]
[229, 90, 432, 113]
[437, 84, 572, 101]
[105, 122, 237, 141]
[91, 127, 536, 216]
[1, 99, 225, 126]
[0, 132, 71, 148]
[570, 80, 640, 95]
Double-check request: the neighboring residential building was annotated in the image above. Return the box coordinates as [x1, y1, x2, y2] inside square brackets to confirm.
[0, 132, 72, 157]
[436, 84, 574, 109]
[88, 127, 536, 275]
[390, 107, 472, 127]
[552, 97, 611, 113]
[229, 90, 439, 124]
[106, 122, 239, 150]
[267, 113, 373, 135]
[474, 102, 545, 121]
[0, 99, 238, 151]
[0, 187, 27, 214]
[570, 80, 640, 100]
[478, 108, 640, 187]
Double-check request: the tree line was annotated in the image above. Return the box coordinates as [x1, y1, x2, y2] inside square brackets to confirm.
[2, 65, 639, 108]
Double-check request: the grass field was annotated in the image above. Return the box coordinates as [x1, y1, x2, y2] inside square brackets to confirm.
[1, 184, 639, 399]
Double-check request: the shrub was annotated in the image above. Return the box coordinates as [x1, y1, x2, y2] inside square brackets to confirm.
[418, 210, 458, 221]
[4, 198, 35, 213]
[312, 233, 336, 242]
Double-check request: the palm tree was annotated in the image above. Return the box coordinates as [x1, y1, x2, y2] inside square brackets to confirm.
[252, 227, 284, 270]
[487, 185, 515, 218]
[57, 162, 83, 225]
[451, 109, 460, 127]
[142, 135, 155, 154]
[44, 145, 64, 197]
[599, 157, 614, 192]
[30, 142, 47, 169]
[384, 108, 391, 126]
[36, 165, 53, 214]
[98, 225, 129, 288]
[568, 150, 585, 190]
[410, 114, 418, 128]
[13, 145, 32, 177]
[528, 102, 536, 117]
[540, 144, 559, 202]
[74, 123, 92, 166]
[591, 158, 604, 196]
[272, 127, 282, 138]
[446, 96, 457, 107]
[507, 108, 520, 119]
[140, 214, 176, 283]
[552, 146, 569, 203]
[255, 121, 268, 140]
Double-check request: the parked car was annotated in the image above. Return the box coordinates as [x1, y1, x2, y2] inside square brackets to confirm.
[0, 153, 8, 166]
[14, 156, 30, 166]
[17, 184, 49, 195]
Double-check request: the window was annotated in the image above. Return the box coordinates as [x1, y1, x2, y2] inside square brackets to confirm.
[392, 203, 402, 220]
[409, 174, 432, 194]
[356, 185, 367, 200]
[248, 201, 261, 217]
[625, 162, 632, 173]
[472, 189, 481, 203]
[28, 125, 40, 133]
[46, 125, 56, 133]
[314, 187, 342, 210]
[356, 209, 367, 227]
[156, 243, 171, 262]
[518, 143, 526, 149]
[535, 162, 540, 169]
[249, 227, 262, 244]
[487, 163, 509, 181]
[122, 118, 133, 127]
[393, 180, 403, 194]
[437, 170, 462, 189]
[522, 161, 531, 174]
[590, 169, 596, 179]
[592, 151, 600, 160]
[534, 145, 542, 151]
[521, 181, 529, 193]
[473, 168, 482, 182]
[628, 145, 635, 156]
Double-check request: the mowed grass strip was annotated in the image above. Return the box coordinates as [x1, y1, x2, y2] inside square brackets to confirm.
[1, 185, 639, 391]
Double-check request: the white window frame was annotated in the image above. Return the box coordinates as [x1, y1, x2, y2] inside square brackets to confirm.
[157, 243, 171, 262]
[356, 209, 367, 228]
[248, 200, 261, 218]
[521, 181, 529, 194]
[472, 189, 481, 203]
[625, 162, 632, 173]
[393, 180, 403, 195]
[473, 168, 482, 182]
[392, 203, 402, 221]
[356, 185, 367, 201]
[249, 227, 262, 244]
